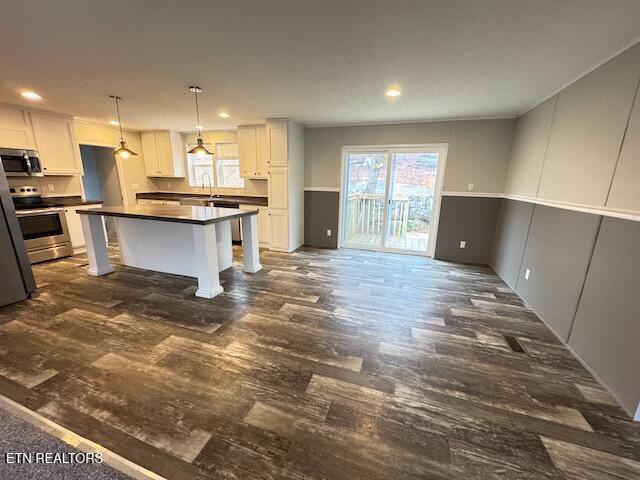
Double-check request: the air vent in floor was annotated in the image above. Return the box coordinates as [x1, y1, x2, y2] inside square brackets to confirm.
[504, 335, 525, 353]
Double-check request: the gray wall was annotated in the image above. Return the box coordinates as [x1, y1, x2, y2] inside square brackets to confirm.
[304, 191, 339, 248]
[504, 42, 640, 210]
[303, 118, 515, 255]
[305, 118, 515, 192]
[568, 218, 640, 417]
[490, 199, 533, 289]
[489, 200, 640, 417]
[79, 145, 103, 201]
[494, 41, 640, 419]
[514, 206, 600, 342]
[434, 196, 500, 264]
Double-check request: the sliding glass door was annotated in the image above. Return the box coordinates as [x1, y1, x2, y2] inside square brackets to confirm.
[341, 146, 446, 256]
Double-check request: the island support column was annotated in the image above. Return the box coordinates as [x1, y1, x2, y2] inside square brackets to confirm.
[80, 214, 114, 276]
[192, 223, 224, 298]
[241, 214, 262, 273]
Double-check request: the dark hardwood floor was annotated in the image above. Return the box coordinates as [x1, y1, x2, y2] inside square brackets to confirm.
[0, 246, 639, 479]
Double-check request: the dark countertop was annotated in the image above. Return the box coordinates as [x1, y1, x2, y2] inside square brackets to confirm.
[136, 192, 268, 207]
[45, 196, 103, 206]
[77, 205, 258, 225]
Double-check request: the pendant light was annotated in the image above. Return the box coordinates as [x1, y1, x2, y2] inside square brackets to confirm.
[187, 86, 212, 155]
[110, 95, 137, 158]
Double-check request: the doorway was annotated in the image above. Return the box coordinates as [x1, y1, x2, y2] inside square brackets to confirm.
[339, 145, 447, 256]
[79, 145, 124, 242]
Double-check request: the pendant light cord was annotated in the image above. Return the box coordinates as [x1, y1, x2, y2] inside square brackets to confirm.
[114, 96, 125, 142]
[194, 89, 202, 141]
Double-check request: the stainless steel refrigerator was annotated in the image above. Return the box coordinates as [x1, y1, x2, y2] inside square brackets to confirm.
[0, 162, 36, 307]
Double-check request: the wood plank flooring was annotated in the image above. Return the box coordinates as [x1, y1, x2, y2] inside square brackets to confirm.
[0, 246, 639, 479]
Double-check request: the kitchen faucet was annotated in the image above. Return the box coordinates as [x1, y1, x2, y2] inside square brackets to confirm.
[201, 172, 214, 200]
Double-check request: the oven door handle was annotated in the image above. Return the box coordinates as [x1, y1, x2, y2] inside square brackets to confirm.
[15, 207, 65, 217]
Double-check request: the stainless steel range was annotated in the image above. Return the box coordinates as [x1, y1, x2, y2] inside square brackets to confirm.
[11, 185, 73, 263]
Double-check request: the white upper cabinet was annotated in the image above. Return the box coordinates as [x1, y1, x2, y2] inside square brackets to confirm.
[141, 130, 185, 177]
[30, 112, 83, 175]
[0, 105, 36, 149]
[256, 126, 268, 176]
[267, 121, 288, 167]
[238, 126, 258, 177]
[238, 125, 268, 178]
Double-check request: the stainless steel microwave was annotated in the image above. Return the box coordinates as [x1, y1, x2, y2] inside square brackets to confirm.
[0, 148, 43, 177]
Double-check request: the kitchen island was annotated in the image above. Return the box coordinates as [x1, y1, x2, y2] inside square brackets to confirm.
[77, 205, 261, 299]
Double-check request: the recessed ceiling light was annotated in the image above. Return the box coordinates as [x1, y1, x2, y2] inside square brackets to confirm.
[109, 120, 120, 126]
[385, 87, 401, 97]
[21, 91, 42, 101]
[195, 125, 204, 130]
[219, 112, 230, 118]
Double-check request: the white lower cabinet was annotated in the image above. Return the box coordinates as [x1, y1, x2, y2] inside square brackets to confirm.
[65, 204, 105, 252]
[241, 205, 271, 246]
[258, 208, 271, 246]
[269, 209, 289, 250]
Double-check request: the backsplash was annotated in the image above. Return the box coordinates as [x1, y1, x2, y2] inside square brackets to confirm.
[7, 175, 83, 197]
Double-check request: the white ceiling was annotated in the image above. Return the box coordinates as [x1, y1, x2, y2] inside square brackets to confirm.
[1, 0, 640, 131]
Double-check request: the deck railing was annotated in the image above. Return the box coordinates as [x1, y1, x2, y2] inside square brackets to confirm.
[346, 193, 409, 239]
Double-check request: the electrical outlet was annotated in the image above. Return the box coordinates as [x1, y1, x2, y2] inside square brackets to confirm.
[459, 240, 466, 249]
[327, 229, 332, 237]
[524, 269, 531, 280]
[132, 183, 139, 189]
[47, 183, 54, 192]
[467, 183, 474, 191]
[167, 182, 172, 188]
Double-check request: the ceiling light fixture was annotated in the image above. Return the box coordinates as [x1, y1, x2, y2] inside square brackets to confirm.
[109, 95, 138, 158]
[109, 120, 120, 126]
[187, 86, 212, 155]
[21, 91, 42, 101]
[385, 87, 402, 97]
[195, 125, 204, 130]
[219, 112, 230, 119]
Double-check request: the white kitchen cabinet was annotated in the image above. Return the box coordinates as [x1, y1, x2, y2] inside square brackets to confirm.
[30, 112, 83, 175]
[141, 130, 185, 178]
[0, 105, 35, 149]
[264, 119, 303, 252]
[241, 204, 271, 246]
[258, 207, 271, 246]
[267, 121, 288, 167]
[269, 209, 289, 250]
[238, 126, 258, 178]
[65, 204, 105, 252]
[268, 168, 288, 209]
[256, 126, 268, 176]
[238, 125, 268, 178]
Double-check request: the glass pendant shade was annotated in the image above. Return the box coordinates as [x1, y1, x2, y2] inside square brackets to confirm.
[114, 140, 138, 158]
[188, 137, 211, 155]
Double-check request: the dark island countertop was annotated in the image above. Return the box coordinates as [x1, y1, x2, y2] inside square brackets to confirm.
[76, 205, 258, 225]
[136, 192, 268, 207]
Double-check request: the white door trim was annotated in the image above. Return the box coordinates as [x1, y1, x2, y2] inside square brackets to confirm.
[338, 143, 448, 257]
